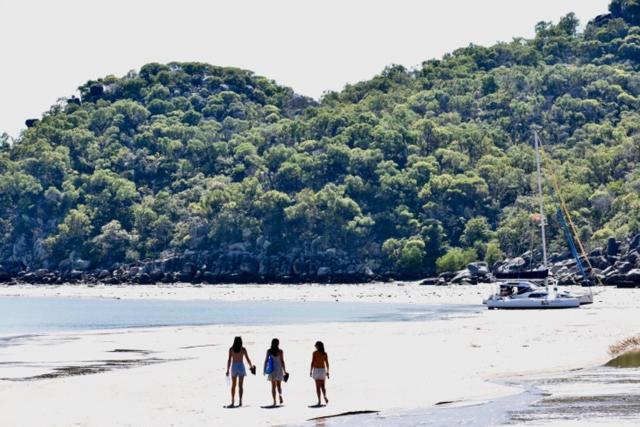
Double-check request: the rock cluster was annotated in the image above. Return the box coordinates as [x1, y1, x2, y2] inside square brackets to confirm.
[421, 234, 640, 288]
[420, 262, 493, 286]
[0, 248, 376, 285]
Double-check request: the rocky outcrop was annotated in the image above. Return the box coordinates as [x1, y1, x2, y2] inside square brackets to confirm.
[420, 262, 493, 286]
[0, 247, 378, 285]
[421, 233, 640, 288]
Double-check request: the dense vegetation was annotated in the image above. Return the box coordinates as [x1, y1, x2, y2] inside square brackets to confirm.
[2, 1, 640, 280]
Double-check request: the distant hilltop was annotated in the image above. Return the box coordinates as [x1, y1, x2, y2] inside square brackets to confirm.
[2, 0, 640, 283]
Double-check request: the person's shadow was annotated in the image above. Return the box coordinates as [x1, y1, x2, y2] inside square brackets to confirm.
[260, 404, 282, 409]
[308, 404, 325, 408]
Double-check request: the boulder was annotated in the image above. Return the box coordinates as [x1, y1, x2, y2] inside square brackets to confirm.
[500, 257, 526, 271]
[467, 262, 489, 277]
[588, 256, 609, 270]
[228, 242, 247, 252]
[0, 270, 10, 283]
[149, 269, 164, 282]
[71, 258, 91, 271]
[605, 273, 626, 286]
[68, 270, 83, 281]
[450, 269, 473, 284]
[317, 266, 331, 277]
[89, 84, 104, 98]
[202, 272, 218, 283]
[607, 237, 619, 257]
[134, 273, 152, 284]
[589, 248, 603, 257]
[239, 257, 259, 275]
[615, 261, 634, 274]
[626, 268, 640, 283]
[25, 118, 39, 128]
[593, 13, 612, 26]
[160, 272, 176, 283]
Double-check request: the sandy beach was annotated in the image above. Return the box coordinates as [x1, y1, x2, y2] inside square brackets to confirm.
[0, 283, 638, 426]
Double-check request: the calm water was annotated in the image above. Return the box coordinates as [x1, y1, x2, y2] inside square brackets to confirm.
[0, 296, 478, 338]
[319, 367, 640, 426]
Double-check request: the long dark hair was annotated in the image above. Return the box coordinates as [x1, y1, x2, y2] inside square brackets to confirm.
[232, 336, 243, 353]
[315, 341, 325, 354]
[268, 338, 280, 356]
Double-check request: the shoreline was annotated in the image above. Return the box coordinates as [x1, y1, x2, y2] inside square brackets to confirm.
[0, 284, 638, 426]
[0, 281, 503, 305]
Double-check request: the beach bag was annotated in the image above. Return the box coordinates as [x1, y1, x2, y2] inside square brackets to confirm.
[264, 354, 274, 375]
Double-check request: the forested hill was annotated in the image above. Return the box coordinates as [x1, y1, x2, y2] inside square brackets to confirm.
[2, 0, 640, 283]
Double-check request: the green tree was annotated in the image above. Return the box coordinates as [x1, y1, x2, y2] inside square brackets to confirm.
[484, 240, 504, 267]
[436, 247, 477, 273]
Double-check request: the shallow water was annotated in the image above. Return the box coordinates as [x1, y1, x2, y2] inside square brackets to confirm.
[319, 367, 640, 426]
[506, 366, 640, 425]
[0, 296, 478, 338]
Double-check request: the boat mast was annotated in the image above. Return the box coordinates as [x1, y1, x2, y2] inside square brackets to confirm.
[534, 131, 550, 292]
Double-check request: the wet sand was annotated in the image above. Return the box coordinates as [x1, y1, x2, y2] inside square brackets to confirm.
[0, 283, 638, 426]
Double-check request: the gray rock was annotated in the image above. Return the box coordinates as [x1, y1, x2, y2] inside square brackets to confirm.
[149, 269, 164, 281]
[0, 270, 10, 283]
[317, 266, 331, 277]
[228, 242, 246, 252]
[607, 237, 619, 257]
[71, 258, 91, 271]
[615, 261, 633, 274]
[135, 273, 152, 284]
[69, 270, 83, 280]
[626, 268, 640, 282]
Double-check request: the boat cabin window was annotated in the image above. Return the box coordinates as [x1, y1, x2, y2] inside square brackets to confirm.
[528, 293, 546, 298]
[516, 286, 533, 295]
[499, 286, 515, 296]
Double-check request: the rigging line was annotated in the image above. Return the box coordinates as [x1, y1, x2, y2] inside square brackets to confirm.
[537, 141, 602, 289]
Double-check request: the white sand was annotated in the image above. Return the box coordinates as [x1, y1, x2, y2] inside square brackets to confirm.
[0, 283, 638, 426]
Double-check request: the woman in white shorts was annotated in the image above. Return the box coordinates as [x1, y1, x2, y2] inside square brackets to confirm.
[264, 338, 287, 406]
[309, 341, 329, 406]
[225, 336, 255, 407]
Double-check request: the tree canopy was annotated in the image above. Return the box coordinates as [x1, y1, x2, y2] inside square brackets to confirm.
[2, 1, 640, 278]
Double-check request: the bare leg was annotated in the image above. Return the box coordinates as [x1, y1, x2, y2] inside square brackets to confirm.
[277, 381, 283, 404]
[238, 376, 244, 406]
[315, 379, 322, 405]
[271, 381, 277, 406]
[320, 379, 328, 404]
[230, 376, 237, 407]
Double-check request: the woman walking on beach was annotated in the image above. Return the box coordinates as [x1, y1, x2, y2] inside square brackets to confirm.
[226, 336, 255, 407]
[310, 341, 330, 406]
[264, 338, 287, 406]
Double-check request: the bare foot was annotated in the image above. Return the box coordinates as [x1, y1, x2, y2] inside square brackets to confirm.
[238, 401, 242, 407]
[324, 396, 329, 404]
[279, 395, 284, 405]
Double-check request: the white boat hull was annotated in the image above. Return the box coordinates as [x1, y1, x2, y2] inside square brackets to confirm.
[484, 296, 580, 309]
[558, 291, 593, 305]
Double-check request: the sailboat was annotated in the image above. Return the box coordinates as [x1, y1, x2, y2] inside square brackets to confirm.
[483, 131, 583, 309]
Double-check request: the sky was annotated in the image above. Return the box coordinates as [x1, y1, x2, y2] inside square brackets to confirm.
[0, 0, 610, 138]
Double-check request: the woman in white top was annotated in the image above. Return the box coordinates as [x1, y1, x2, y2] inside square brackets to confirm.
[264, 338, 287, 406]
